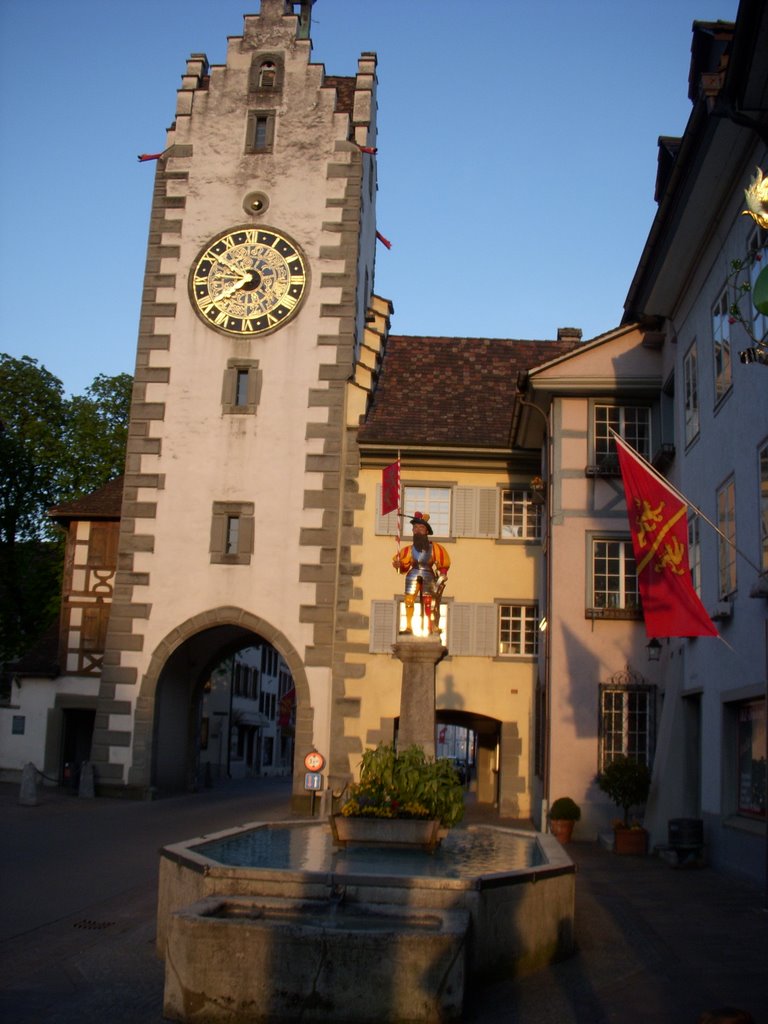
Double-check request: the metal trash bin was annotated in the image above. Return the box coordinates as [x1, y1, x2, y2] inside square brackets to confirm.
[668, 818, 703, 849]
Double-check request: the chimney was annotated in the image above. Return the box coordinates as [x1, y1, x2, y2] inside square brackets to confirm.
[557, 327, 582, 343]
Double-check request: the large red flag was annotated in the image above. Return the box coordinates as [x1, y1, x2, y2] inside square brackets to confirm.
[614, 435, 717, 639]
[381, 460, 400, 516]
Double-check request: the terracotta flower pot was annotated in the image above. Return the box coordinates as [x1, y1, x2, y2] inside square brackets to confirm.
[550, 819, 576, 844]
[613, 827, 648, 855]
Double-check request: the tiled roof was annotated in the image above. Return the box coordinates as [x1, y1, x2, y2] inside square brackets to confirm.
[48, 475, 124, 523]
[358, 336, 580, 449]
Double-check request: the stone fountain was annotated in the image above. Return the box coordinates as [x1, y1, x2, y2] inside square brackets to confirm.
[158, 537, 575, 1022]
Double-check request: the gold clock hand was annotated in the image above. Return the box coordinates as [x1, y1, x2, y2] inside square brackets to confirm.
[215, 273, 253, 301]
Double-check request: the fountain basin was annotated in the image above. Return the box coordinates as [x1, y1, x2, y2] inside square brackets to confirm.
[163, 895, 469, 1023]
[158, 820, 575, 987]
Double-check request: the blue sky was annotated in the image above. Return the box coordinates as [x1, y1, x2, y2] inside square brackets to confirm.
[0, 0, 738, 396]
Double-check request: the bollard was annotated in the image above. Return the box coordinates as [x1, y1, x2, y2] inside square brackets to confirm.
[18, 762, 39, 806]
[78, 761, 95, 799]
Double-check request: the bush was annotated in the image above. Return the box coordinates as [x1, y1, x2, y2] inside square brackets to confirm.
[549, 796, 581, 821]
[596, 756, 651, 826]
[341, 743, 465, 828]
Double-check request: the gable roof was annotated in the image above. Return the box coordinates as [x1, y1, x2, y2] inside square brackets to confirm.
[48, 475, 124, 524]
[357, 335, 580, 450]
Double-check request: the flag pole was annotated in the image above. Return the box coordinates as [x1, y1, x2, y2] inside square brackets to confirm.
[395, 450, 402, 567]
[610, 430, 763, 576]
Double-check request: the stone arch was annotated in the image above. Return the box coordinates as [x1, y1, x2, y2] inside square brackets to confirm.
[128, 606, 313, 799]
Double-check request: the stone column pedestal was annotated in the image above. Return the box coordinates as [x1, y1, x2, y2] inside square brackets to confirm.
[393, 635, 446, 757]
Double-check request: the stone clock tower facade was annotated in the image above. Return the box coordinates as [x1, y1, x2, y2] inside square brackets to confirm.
[92, 0, 380, 804]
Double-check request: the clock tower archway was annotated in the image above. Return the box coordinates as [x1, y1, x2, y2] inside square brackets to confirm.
[131, 608, 312, 794]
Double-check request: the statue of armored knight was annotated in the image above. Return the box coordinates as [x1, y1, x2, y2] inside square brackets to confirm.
[392, 512, 450, 634]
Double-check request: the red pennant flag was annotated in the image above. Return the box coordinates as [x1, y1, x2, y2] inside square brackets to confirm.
[615, 435, 717, 638]
[278, 688, 296, 727]
[376, 231, 392, 249]
[357, 144, 378, 154]
[137, 152, 165, 162]
[381, 460, 400, 516]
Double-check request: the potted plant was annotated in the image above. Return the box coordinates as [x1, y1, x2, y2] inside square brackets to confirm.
[331, 743, 464, 850]
[596, 755, 651, 855]
[549, 796, 581, 843]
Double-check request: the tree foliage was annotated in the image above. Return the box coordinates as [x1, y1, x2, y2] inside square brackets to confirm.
[0, 355, 66, 546]
[60, 372, 133, 502]
[0, 354, 132, 662]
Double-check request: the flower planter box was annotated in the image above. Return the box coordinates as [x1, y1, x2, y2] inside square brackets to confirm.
[613, 827, 648, 855]
[330, 815, 441, 851]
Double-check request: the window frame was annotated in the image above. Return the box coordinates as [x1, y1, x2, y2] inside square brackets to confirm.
[401, 485, 452, 538]
[598, 679, 657, 771]
[245, 109, 276, 154]
[735, 697, 766, 819]
[688, 514, 703, 596]
[683, 341, 700, 446]
[712, 285, 733, 403]
[210, 501, 255, 565]
[592, 404, 652, 472]
[222, 358, 262, 415]
[500, 488, 542, 540]
[497, 602, 539, 658]
[248, 53, 284, 93]
[588, 535, 642, 619]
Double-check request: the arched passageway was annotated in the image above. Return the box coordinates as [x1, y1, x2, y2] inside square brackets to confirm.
[437, 710, 502, 807]
[127, 610, 311, 800]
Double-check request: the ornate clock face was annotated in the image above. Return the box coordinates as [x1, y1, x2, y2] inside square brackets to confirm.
[189, 226, 308, 337]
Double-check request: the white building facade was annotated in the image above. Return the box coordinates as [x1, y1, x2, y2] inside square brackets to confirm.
[624, 6, 768, 883]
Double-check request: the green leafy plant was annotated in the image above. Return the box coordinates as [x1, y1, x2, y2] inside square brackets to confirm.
[341, 743, 465, 828]
[549, 797, 581, 822]
[596, 756, 651, 827]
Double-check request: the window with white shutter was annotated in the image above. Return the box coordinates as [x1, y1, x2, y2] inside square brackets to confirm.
[449, 603, 497, 655]
[369, 601, 397, 652]
[452, 487, 499, 538]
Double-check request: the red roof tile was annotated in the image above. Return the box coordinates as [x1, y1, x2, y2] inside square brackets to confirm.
[358, 336, 580, 449]
[48, 475, 124, 523]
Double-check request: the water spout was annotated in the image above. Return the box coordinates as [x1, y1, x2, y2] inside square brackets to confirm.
[329, 881, 346, 907]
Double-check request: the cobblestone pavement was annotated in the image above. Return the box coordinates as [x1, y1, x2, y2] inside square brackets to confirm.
[1, 779, 766, 1023]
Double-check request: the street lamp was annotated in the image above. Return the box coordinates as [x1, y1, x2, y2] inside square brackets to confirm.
[646, 638, 662, 662]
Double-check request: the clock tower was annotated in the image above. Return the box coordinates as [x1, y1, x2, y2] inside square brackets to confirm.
[92, 0, 380, 804]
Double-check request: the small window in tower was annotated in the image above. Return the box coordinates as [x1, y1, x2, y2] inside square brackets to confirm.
[245, 110, 275, 154]
[259, 61, 277, 88]
[225, 516, 240, 555]
[222, 359, 262, 415]
[249, 54, 283, 93]
[210, 501, 255, 565]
